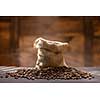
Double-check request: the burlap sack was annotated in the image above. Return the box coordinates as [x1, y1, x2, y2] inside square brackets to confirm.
[34, 37, 69, 69]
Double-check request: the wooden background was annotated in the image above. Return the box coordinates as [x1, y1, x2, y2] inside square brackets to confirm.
[0, 16, 100, 67]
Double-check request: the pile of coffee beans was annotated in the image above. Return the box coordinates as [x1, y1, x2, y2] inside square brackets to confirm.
[4, 66, 94, 80]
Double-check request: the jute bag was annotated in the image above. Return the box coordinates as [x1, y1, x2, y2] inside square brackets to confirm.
[34, 37, 69, 69]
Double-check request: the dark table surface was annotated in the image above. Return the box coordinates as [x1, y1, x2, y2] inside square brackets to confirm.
[0, 66, 100, 83]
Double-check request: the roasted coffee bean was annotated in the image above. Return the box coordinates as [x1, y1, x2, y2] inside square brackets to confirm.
[5, 66, 94, 80]
[30, 77, 35, 80]
[26, 77, 31, 80]
[0, 76, 3, 78]
[5, 75, 9, 78]
[14, 76, 19, 79]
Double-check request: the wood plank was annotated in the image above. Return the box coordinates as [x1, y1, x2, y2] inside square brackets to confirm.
[82, 17, 94, 67]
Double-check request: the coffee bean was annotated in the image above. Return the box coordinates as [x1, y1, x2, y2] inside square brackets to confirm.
[31, 77, 35, 80]
[15, 76, 19, 79]
[0, 76, 3, 78]
[5, 66, 94, 80]
[5, 75, 9, 78]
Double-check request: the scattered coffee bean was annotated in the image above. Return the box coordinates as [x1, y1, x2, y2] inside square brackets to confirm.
[1, 66, 94, 80]
[5, 75, 9, 78]
[14, 76, 19, 79]
[0, 76, 3, 78]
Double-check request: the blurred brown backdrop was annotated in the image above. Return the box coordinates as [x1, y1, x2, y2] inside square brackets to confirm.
[0, 16, 100, 67]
